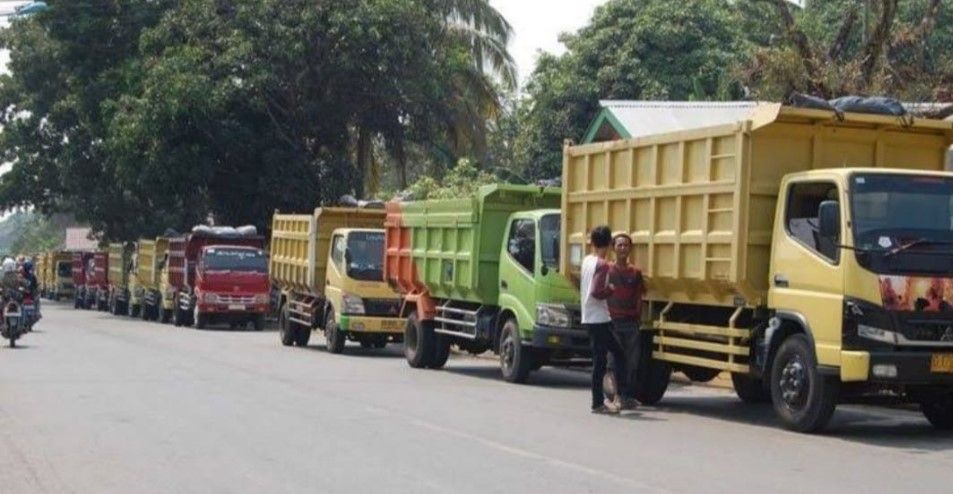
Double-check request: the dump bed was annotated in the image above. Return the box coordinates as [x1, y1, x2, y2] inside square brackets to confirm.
[562, 104, 953, 307]
[270, 208, 386, 293]
[88, 251, 108, 286]
[385, 184, 561, 305]
[134, 238, 168, 290]
[38, 253, 50, 288]
[167, 233, 265, 290]
[108, 243, 134, 287]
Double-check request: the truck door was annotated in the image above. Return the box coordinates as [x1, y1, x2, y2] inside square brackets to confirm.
[499, 217, 537, 333]
[769, 178, 845, 366]
[325, 233, 347, 313]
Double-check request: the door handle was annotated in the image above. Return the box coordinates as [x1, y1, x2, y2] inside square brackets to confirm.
[501, 280, 508, 290]
[773, 274, 789, 288]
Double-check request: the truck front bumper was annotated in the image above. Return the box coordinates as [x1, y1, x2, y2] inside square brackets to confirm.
[529, 325, 590, 351]
[198, 303, 270, 315]
[339, 315, 404, 334]
[842, 350, 953, 384]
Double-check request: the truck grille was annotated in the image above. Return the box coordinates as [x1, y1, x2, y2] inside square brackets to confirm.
[363, 298, 400, 317]
[218, 294, 257, 305]
[898, 319, 953, 346]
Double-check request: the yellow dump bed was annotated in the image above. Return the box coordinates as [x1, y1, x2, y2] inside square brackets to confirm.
[562, 104, 953, 307]
[38, 253, 51, 289]
[270, 208, 386, 293]
[135, 238, 169, 290]
[108, 243, 134, 287]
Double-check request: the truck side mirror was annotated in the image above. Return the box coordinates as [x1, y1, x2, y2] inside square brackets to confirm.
[818, 200, 840, 241]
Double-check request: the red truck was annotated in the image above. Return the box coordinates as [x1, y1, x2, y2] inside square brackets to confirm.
[160, 226, 270, 330]
[73, 251, 108, 310]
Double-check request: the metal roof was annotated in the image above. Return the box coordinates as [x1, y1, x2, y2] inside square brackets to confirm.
[584, 100, 953, 144]
[584, 100, 761, 143]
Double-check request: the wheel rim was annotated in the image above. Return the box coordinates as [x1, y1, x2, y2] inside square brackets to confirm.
[500, 330, 515, 372]
[779, 354, 808, 410]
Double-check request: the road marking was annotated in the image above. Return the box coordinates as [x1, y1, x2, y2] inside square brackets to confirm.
[410, 419, 671, 493]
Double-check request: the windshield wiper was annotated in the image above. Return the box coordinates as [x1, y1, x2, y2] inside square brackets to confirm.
[882, 239, 953, 259]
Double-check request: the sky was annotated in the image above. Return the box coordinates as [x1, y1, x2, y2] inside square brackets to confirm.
[490, 0, 609, 85]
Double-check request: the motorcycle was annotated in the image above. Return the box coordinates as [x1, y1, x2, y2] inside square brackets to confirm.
[21, 290, 36, 333]
[1, 292, 24, 348]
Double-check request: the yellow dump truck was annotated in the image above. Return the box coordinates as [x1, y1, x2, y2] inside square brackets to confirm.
[563, 103, 953, 432]
[41, 251, 74, 300]
[270, 208, 403, 352]
[128, 238, 170, 320]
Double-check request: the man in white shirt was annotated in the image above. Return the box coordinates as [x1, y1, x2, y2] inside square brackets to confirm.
[580, 226, 627, 414]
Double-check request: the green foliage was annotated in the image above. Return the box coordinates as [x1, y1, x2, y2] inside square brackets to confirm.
[505, 0, 747, 181]
[404, 159, 499, 200]
[0, 0, 514, 240]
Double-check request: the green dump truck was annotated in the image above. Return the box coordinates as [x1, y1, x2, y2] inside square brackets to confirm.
[384, 184, 590, 383]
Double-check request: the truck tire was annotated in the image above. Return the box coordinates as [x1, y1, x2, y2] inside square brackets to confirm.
[194, 306, 207, 329]
[731, 373, 770, 403]
[920, 394, 953, 430]
[253, 314, 265, 332]
[682, 366, 721, 383]
[324, 309, 345, 354]
[629, 332, 671, 405]
[770, 334, 838, 433]
[404, 311, 434, 368]
[279, 305, 295, 346]
[74, 297, 81, 309]
[128, 302, 140, 319]
[172, 303, 183, 327]
[294, 324, 311, 347]
[428, 335, 451, 369]
[499, 319, 533, 383]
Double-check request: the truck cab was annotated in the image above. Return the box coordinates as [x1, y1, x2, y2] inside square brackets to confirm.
[193, 245, 270, 330]
[497, 210, 589, 373]
[321, 228, 403, 349]
[765, 168, 953, 429]
[54, 257, 74, 300]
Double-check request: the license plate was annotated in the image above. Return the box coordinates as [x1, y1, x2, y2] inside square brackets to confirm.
[228, 304, 245, 311]
[930, 353, 953, 373]
[381, 319, 403, 331]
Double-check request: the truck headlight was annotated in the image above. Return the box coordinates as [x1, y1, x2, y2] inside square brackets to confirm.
[254, 293, 269, 304]
[857, 324, 898, 344]
[203, 292, 220, 303]
[343, 293, 365, 315]
[537, 303, 571, 328]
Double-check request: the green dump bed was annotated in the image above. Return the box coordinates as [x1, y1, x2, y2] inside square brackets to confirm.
[385, 184, 561, 305]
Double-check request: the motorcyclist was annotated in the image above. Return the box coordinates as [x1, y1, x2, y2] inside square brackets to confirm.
[1, 257, 21, 292]
[20, 260, 40, 321]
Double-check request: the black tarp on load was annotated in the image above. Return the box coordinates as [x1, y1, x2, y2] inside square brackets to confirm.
[788, 93, 907, 117]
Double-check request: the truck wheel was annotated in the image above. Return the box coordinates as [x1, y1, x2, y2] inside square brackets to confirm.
[128, 302, 139, 318]
[404, 311, 434, 368]
[194, 307, 207, 329]
[324, 309, 345, 354]
[294, 324, 311, 347]
[920, 394, 953, 430]
[279, 305, 295, 346]
[499, 319, 533, 383]
[172, 304, 182, 327]
[731, 373, 770, 403]
[770, 334, 838, 433]
[253, 314, 265, 332]
[428, 335, 451, 369]
[682, 366, 721, 383]
[629, 332, 671, 405]
[74, 297, 81, 309]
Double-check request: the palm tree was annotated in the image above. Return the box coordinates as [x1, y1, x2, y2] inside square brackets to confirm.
[434, 0, 517, 90]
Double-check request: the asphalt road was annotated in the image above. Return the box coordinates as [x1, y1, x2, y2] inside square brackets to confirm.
[1, 302, 952, 494]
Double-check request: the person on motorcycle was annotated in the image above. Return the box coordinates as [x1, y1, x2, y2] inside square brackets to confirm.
[1, 257, 20, 291]
[20, 260, 40, 320]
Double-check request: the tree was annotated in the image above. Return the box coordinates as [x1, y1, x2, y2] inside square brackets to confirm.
[507, 0, 747, 181]
[742, 0, 952, 101]
[0, 0, 515, 240]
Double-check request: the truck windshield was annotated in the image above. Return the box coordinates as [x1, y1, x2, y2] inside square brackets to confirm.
[347, 231, 385, 281]
[539, 214, 560, 273]
[203, 248, 267, 272]
[851, 173, 953, 274]
[57, 262, 72, 277]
